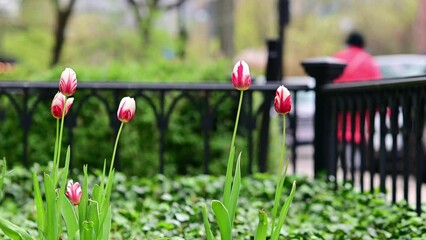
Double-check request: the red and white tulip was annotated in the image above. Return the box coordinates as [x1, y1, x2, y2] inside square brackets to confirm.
[51, 92, 74, 119]
[59, 68, 77, 97]
[274, 85, 292, 115]
[231, 60, 252, 91]
[117, 97, 136, 123]
[66, 180, 82, 206]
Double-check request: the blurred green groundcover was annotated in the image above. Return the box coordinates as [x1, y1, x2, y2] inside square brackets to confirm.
[1, 165, 425, 239]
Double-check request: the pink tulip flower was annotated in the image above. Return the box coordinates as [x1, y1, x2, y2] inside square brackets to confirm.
[117, 97, 136, 123]
[274, 85, 292, 115]
[231, 60, 252, 91]
[59, 68, 77, 97]
[66, 180, 82, 206]
[51, 92, 74, 119]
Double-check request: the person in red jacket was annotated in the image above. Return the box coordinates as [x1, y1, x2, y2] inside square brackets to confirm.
[334, 31, 382, 83]
[333, 31, 382, 169]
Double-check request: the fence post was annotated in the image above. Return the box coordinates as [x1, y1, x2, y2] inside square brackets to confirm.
[301, 57, 346, 177]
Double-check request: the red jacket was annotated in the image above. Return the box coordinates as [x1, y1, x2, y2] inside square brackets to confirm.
[334, 46, 382, 82]
[333, 46, 382, 144]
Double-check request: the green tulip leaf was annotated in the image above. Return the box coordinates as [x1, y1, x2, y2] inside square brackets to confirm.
[254, 210, 268, 240]
[223, 145, 235, 208]
[228, 152, 242, 227]
[60, 194, 79, 240]
[44, 174, 59, 239]
[33, 170, 45, 235]
[201, 205, 215, 240]
[0, 217, 33, 240]
[271, 181, 296, 240]
[79, 165, 89, 238]
[212, 200, 232, 240]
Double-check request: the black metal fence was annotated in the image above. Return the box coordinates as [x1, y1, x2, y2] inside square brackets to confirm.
[2, 71, 424, 213]
[303, 58, 426, 214]
[0, 81, 311, 175]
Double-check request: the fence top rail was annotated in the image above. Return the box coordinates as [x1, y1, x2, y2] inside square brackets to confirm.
[0, 81, 312, 91]
[321, 75, 426, 93]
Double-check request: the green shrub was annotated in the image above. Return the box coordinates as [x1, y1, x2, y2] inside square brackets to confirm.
[0, 168, 425, 239]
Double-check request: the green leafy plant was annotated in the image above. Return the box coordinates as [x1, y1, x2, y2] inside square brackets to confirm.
[0, 68, 136, 239]
[202, 62, 297, 239]
[0, 158, 5, 200]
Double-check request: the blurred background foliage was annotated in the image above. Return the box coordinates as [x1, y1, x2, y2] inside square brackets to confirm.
[0, 0, 424, 176]
[0, 0, 423, 79]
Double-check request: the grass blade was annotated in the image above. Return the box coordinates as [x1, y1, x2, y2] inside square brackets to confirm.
[271, 181, 296, 240]
[212, 200, 232, 240]
[201, 205, 215, 240]
[254, 210, 268, 240]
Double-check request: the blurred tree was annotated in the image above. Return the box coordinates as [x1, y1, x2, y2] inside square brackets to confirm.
[50, 0, 77, 66]
[216, 0, 234, 57]
[414, 0, 426, 53]
[126, 0, 187, 53]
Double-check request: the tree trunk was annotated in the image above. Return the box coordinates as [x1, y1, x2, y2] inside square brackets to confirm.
[50, 0, 77, 67]
[217, 0, 234, 57]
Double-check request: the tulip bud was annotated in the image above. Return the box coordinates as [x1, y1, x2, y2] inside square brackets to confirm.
[232, 60, 252, 91]
[59, 68, 77, 97]
[117, 97, 136, 123]
[66, 180, 82, 206]
[51, 92, 74, 119]
[274, 85, 292, 115]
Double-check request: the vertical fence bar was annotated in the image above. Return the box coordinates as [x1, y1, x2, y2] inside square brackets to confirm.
[367, 96, 376, 192]
[413, 89, 424, 215]
[247, 90, 254, 175]
[359, 96, 366, 192]
[202, 91, 211, 174]
[158, 91, 166, 174]
[291, 90, 298, 173]
[379, 94, 387, 193]
[390, 91, 399, 203]
[22, 88, 29, 167]
[401, 93, 412, 201]
[330, 96, 338, 186]
[340, 98, 348, 182]
[349, 97, 356, 184]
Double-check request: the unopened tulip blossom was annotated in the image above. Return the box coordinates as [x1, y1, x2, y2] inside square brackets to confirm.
[274, 85, 292, 115]
[232, 60, 252, 91]
[59, 68, 77, 97]
[117, 97, 136, 123]
[51, 92, 74, 119]
[66, 180, 82, 206]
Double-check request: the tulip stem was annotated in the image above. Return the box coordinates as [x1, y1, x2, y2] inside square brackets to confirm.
[230, 91, 244, 152]
[281, 115, 286, 174]
[55, 103, 66, 185]
[270, 115, 287, 236]
[223, 90, 244, 204]
[51, 119, 60, 180]
[109, 122, 124, 176]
